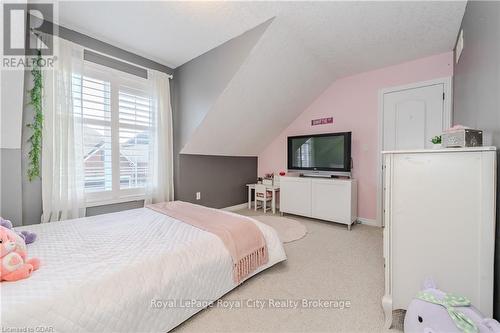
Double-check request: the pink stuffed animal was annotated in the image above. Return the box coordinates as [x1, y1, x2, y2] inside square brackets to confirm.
[0, 226, 40, 282]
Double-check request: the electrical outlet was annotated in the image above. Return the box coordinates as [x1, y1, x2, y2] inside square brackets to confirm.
[196, 192, 201, 200]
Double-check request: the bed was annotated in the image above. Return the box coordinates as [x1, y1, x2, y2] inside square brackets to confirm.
[1, 207, 286, 332]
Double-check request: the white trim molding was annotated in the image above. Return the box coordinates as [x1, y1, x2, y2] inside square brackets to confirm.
[222, 203, 250, 212]
[376, 76, 453, 227]
[357, 217, 379, 227]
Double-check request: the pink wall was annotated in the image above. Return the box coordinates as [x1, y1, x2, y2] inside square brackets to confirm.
[258, 52, 454, 221]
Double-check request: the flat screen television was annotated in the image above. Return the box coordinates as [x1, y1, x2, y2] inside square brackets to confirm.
[287, 132, 352, 173]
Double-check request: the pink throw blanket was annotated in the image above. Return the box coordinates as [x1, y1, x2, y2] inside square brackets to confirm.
[146, 201, 268, 283]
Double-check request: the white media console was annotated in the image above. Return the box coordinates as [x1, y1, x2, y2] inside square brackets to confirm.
[279, 176, 357, 230]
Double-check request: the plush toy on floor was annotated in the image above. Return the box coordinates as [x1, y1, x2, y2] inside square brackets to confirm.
[0, 226, 40, 282]
[0, 217, 37, 244]
[404, 279, 500, 333]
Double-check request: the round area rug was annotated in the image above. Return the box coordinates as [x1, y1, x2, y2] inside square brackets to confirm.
[254, 215, 307, 243]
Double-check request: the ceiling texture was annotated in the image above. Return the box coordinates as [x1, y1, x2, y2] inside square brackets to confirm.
[59, 1, 467, 156]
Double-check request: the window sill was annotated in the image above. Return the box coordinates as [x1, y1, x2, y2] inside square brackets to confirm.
[85, 195, 147, 208]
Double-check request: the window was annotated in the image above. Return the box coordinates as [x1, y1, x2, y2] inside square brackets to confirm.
[73, 62, 153, 204]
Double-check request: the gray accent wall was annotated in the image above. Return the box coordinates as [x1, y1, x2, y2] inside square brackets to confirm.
[172, 21, 269, 208]
[176, 155, 257, 208]
[21, 69, 43, 225]
[453, 1, 500, 318]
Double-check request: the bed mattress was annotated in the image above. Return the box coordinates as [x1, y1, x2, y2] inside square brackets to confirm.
[1, 208, 286, 332]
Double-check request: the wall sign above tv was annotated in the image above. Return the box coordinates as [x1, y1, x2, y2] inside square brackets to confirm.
[311, 117, 333, 126]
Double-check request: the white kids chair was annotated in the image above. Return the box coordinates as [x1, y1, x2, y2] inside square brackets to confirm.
[254, 184, 272, 212]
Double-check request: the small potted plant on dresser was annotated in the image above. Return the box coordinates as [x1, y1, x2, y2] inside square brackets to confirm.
[431, 135, 442, 149]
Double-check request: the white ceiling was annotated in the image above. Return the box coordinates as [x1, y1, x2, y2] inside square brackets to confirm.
[58, 1, 466, 156]
[57, 1, 274, 68]
[58, 1, 466, 71]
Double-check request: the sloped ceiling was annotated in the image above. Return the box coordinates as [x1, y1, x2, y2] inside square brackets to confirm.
[58, 1, 466, 156]
[173, 20, 272, 156]
[58, 1, 275, 68]
[180, 1, 466, 156]
[181, 16, 333, 155]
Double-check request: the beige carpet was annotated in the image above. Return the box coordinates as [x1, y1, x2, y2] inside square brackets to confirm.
[254, 215, 307, 243]
[174, 209, 400, 333]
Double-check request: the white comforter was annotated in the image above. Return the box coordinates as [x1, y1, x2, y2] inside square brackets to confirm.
[1, 208, 286, 332]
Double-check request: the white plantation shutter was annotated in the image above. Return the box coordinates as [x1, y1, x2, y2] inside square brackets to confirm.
[73, 74, 112, 193]
[72, 61, 158, 203]
[118, 86, 152, 190]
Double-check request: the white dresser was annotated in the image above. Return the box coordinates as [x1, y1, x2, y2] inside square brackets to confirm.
[280, 176, 357, 230]
[382, 147, 497, 328]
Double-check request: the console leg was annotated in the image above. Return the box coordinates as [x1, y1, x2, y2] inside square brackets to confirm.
[382, 295, 393, 330]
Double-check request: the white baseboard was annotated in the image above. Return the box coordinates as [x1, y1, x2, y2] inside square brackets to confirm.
[222, 205, 379, 227]
[222, 203, 250, 212]
[357, 217, 380, 227]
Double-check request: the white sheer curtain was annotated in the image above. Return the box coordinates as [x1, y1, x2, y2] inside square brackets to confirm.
[41, 38, 85, 222]
[145, 70, 174, 204]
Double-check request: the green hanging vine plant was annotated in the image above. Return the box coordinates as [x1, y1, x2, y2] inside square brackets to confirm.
[27, 50, 44, 181]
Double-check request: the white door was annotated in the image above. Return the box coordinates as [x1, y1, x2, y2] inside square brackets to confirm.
[378, 80, 451, 227]
[383, 84, 446, 150]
